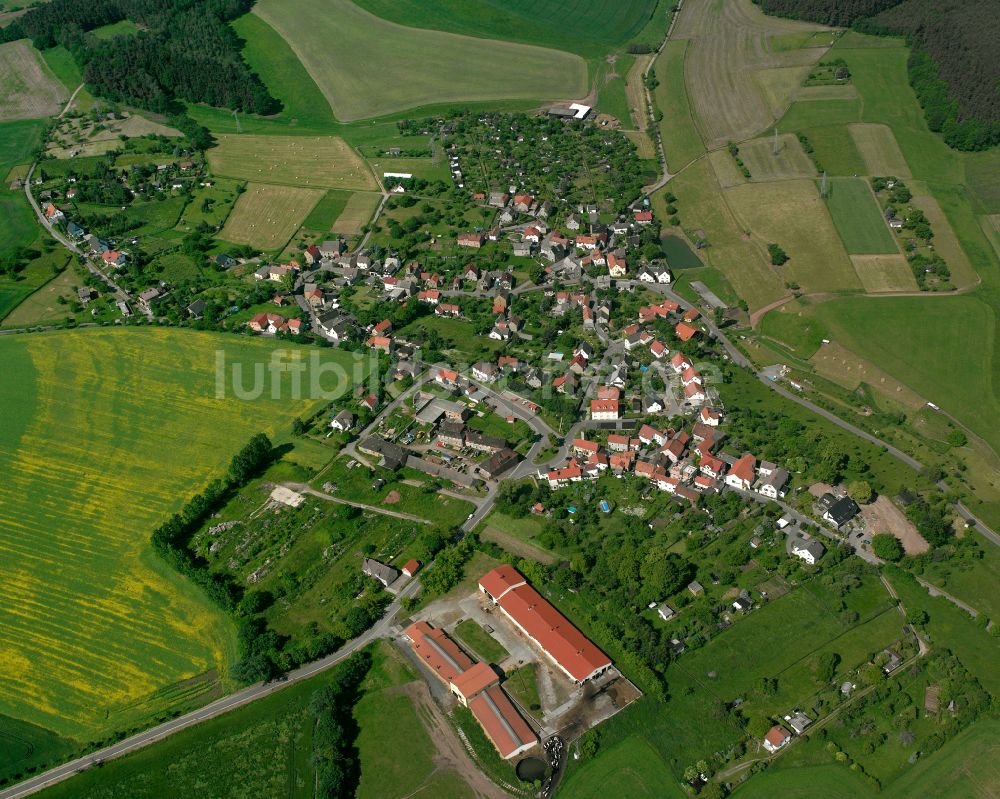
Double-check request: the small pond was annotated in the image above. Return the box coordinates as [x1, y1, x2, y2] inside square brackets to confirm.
[660, 234, 703, 269]
[516, 757, 547, 783]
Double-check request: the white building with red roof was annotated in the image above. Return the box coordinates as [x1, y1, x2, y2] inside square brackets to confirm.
[479, 567, 612, 684]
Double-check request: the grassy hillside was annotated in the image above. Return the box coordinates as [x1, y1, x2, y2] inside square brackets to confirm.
[349, 0, 659, 57]
[252, 0, 588, 122]
[0, 329, 361, 742]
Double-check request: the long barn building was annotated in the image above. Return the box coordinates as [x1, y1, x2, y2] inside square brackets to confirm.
[405, 621, 536, 760]
[478, 565, 612, 684]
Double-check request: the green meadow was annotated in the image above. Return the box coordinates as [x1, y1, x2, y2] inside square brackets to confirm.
[823, 177, 898, 254]
[349, 0, 659, 57]
[252, 0, 588, 122]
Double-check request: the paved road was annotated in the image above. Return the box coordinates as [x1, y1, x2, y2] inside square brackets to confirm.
[0, 577, 421, 799]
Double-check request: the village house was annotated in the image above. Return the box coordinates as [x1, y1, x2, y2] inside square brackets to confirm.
[590, 399, 620, 421]
[457, 232, 484, 249]
[725, 453, 756, 491]
[763, 725, 791, 753]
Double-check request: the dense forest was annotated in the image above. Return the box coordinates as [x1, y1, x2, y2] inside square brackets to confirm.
[754, 0, 1000, 150]
[0, 0, 278, 116]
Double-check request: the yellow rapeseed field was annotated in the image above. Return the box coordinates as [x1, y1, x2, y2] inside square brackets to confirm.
[0, 328, 364, 740]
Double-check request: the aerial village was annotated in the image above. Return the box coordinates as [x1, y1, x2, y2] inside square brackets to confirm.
[33, 110, 885, 777]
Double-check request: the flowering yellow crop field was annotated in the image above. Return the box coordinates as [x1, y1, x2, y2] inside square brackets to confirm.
[0, 328, 365, 741]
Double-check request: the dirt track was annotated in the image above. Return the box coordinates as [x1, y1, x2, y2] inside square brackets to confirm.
[399, 681, 511, 799]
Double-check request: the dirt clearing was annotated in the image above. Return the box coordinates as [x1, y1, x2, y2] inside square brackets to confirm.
[861, 495, 929, 555]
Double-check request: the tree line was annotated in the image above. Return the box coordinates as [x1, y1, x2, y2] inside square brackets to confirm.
[0, 0, 279, 117]
[753, 0, 1000, 150]
[149, 433, 343, 684]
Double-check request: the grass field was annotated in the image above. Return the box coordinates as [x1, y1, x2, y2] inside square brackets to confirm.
[0, 146, 41, 254]
[658, 158, 786, 311]
[90, 19, 140, 39]
[0, 714, 75, 787]
[348, 0, 658, 58]
[849, 122, 911, 177]
[0, 329, 362, 741]
[731, 762, 876, 799]
[301, 189, 351, 232]
[823, 177, 898, 255]
[725, 179, 861, 293]
[740, 133, 816, 180]
[331, 191, 382, 236]
[220, 183, 324, 249]
[0, 39, 66, 121]
[809, 296, 1000, 453]
[652, 40, 704, 172]
[454, 618, 509, 663]
[0, 254, 75, 327]
[596, 53, 634, 124]
[231, 12, 337, 131]
[849, 254, 917, 292]
[206, 134, 377, 191]
[559, 735, 692, 799]
[253, 0, 588, 122]
[672, 0, 830, 148]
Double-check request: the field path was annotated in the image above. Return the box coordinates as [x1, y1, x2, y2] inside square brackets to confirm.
[279, 481, 434, 525]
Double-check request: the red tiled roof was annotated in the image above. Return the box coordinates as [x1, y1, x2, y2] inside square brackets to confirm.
[451, 661, 498, 701]
[729, 453, 756, 484]
[407, 621, 474, 682]
[468, 684, 536, 758]
[402, 559, 420, 576]
[479, 564, 526, 601]
[486, 568, 611, 682]
[590, 399, 619, 414]
[676, 322, 698, 341]
[766, 725, 790, 747]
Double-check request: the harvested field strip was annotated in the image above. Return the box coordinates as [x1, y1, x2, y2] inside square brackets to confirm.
[220, 183, 324, 250]
[673, 0, 830, 147]
[848, 122, 911, 177]
[253, 0, 587, 122]
[823, 177, 898, 255]
[0, 39, 67, 121]
[0, 329, 361, 738]
[332, 191, 382, 235]
[908, 183, 978, 289]
[622, 130, 656, 160]
[481, 526, 556, 565]
[725, 179, 861, 293]
[850, 254, 917, 293]
[810, 340, 924, 407]
[625, 52, 654, 131]
[739, 133, 816, 181]
[207, 134, 377, 191]
[659, 157, 785, 311]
